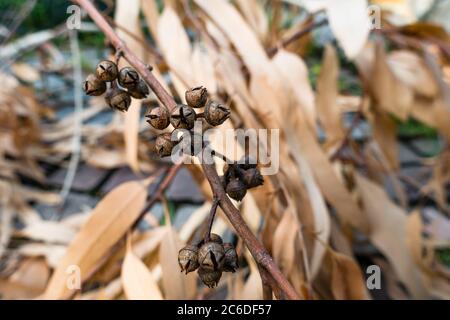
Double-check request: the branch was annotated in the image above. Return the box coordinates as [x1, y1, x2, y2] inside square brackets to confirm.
[201, 162, 299, 300]
[73, 0, 300, 300]
[267, 18, 328, 57]
[204, 197, 219, 242]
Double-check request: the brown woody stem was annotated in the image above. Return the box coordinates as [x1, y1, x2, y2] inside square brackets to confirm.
[73, 0, 300, 300]
[204, 197, 219, 242]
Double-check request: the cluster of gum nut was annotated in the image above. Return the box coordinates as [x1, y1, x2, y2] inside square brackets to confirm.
[83, 60, 231, 159]
[83, 60, 265, 288]
[178, 233, 238, 288]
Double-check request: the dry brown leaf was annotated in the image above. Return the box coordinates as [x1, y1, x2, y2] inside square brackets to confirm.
[272, 49, 316, 129]
[15, 221, 77, 245]
[122, 243, 163, 300]
[326, 0, 370, 59]
[293, 122, 368, 232]
[159, 228, 197, 299]
[11, 62, 41, 83]
[157, 7, 193, 88]
[85, 147, 127, 169]
[355, 174, 429, 298]
[329, 250, 370, 300]
[195, 0, 273, 78]
[140, 0, 160, 39]
[0, 279, 44, 299]
[358, 43, 414, 120]
[9, 258, 50, 294]
[406, 210, 426, 270]
[240, 254, 263, 300]
[388, 50, 439, 98]
[372, 111, 399, 170]
[17, 243, 66, 269]
[235, 0, 267, 42]
[272, 209, 298, 274]
[315, 44, 344, 147]
[192, 44, 218, 95]
[43, 179, 150, 299]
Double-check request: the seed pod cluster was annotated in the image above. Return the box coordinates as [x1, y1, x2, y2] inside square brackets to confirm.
[221, 155, 264, 201]
[178, 233, 239, 288]
[145, 86, 230, 158]
[82, 60, 150, 112]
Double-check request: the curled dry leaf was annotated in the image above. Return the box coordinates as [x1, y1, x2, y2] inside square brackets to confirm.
[15, 221, 77, 245]
[326, 0, 370, 59]
[315, 45, 344, 147]
[355, 174, 429, 298]
[121, 244, 163, 300]
[159, 228, 197, 299]
[387, 50, 439, 98]
[43, 179, 150, 299]
[328, 250, 370, 300]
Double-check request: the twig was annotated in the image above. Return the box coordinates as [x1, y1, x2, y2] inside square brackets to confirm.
[204, 197, 219, 242]
[330, 110, 363, 162]
[182, 0, 219, 51]
[102, 14, 163, 63]
[73, 0, 300, 300]
[139, 163, 183, 218]
[201, 161, 299, 300]
[267, 18, 328, 57]
[258, 266, 273, 300]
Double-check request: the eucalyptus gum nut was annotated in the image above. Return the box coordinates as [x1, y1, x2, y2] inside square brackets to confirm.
[204, 100, 230, 126]
[146, 107, 170, 130]
[178, 245, 199, 274]
[128, 79, 150, 99]
[118, 66, 140, 88]
[198, 242, 225, 271]
[225, 178, 247, 201]
[96, 60, 118, 82]
[155, 133, 176, 157]
[105, 88, 131, 112]
[83, 74, 106, 96]
[198, 267, 222, 288]
[170, 104, 196, 130]
[185, 86, 208, 108]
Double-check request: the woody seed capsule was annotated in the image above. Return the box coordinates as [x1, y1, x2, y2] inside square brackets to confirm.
[128, 79, 150, 99]
[118, 67, 140, 88]
[178, 244, 200, 274]
[198, 267, 222, 288]
[204, 101, 230, 126]
[238, 155, 257, 170]
[170, 104, 196, 130]
[241, 168, 264, 189]
[146, 107, 170, 130]
[96, 60, 118, 82]
[225, 178, 247, 201]
[105, 88, 131, 112]
[155, 133, 176, 157]
[185, 86, 208, 108]
[208, 233, 223, 244]
[222, 243, 239, 273]
[83, 74, 106, 96]
[198, 241, 225, 271]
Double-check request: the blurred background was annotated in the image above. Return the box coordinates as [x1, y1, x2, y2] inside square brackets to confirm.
[0, 0, 449, 300]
